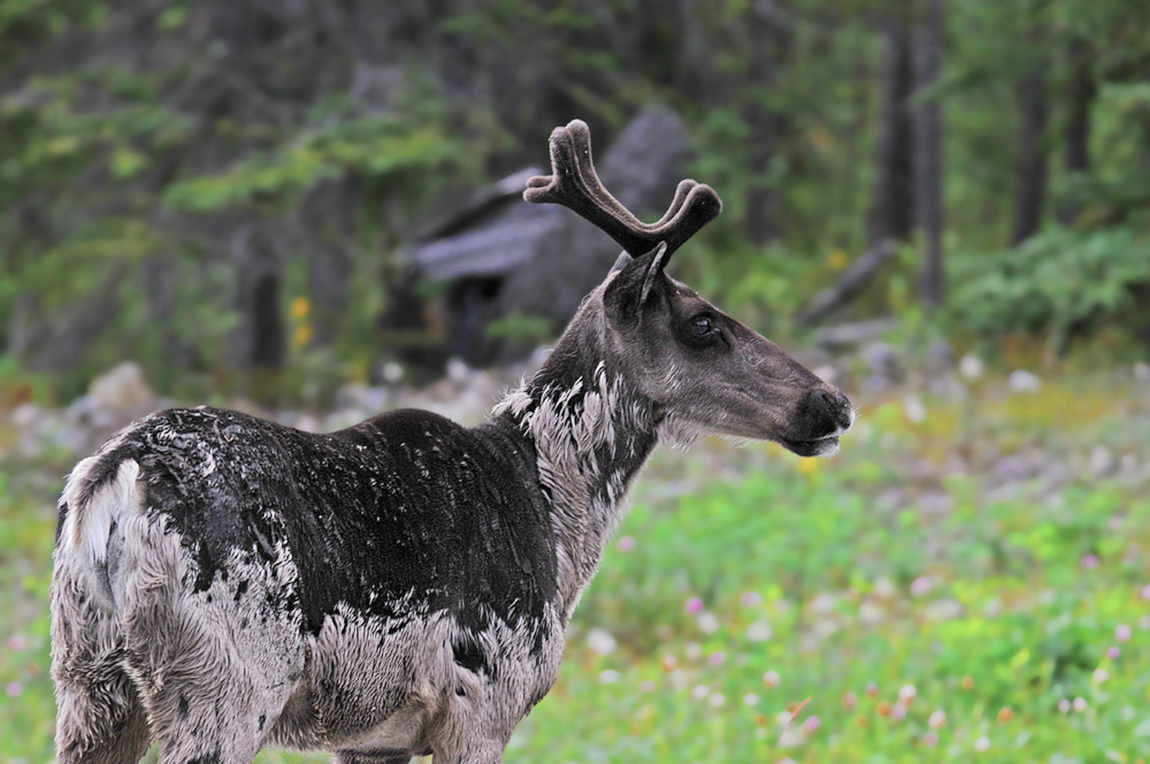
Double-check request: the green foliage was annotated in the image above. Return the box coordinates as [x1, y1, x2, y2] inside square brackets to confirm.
[0, 7, 497, 393]
[1057, 81, 1150, 219]
[3, 0, 1150, 389]
[164, 115, 464, 214]
[484, 312, 554, 345]
[951, 227, 1150, 349]
[0, 472, 56, 761]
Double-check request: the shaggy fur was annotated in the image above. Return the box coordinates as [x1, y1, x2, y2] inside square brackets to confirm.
[50, 120, 853, 764]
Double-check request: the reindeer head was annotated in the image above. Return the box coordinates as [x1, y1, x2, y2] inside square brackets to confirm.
[525, 119, 853, 457]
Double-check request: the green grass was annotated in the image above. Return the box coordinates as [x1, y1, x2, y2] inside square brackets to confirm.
[1, 371, 1147, 763]
[514, 475, 1150, 762]
[0, 470, 57, 764]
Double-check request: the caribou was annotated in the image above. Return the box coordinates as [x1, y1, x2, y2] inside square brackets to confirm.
[50, 119, 853, 764]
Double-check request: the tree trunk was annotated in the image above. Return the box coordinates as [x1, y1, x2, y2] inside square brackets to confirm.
[141, 254, 197, 387]
[1058, 39, 1095, 225]
[911, 0, 945, 310]
[866, 11, 917, 246]
[23, 261, 129, 373]
[250, 272, 284, 369]
[743, 1, 792, 246]
[229, 224, 285, 370]
[1011, 60, 1049, 246]
[796, 239, 900, 326]
[302, 178, 358, 347]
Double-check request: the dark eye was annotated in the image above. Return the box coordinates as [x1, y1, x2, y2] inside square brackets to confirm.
[690, 316, 714, 337]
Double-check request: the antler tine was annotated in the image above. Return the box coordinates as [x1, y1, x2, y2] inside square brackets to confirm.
[655, 179, 701, 227]
[525, 119, 722, 258]
[655, 182, 722, 255]
[524, 120, 652, 255]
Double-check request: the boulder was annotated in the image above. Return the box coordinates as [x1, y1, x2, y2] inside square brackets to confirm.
[88, 361, 156, 416]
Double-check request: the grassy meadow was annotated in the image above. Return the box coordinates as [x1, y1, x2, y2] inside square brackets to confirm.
[1, 368, 1148, 763]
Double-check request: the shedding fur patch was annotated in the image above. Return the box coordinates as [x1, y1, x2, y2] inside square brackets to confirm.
[494, 362, 656, 616]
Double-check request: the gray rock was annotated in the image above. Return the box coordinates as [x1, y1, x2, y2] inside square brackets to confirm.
[1008, 369, 1042, 393]
[64, 396, 115, 431]
[381, 362, 405, 384]
[864, 373, 892, 393]
[926, 373, 968, 400]
[927, 338, 953, 367]
[923, 598, 965, 622]
[959, 354, 984, 380]
[334, 383, 389, 414]
[294, 414, 321, 433]
[812, 365, 839, 386]
[858, 341, 904, 381]
[10, 403, 43, 430]
[918, 490, 956, 518]
[445, 357, 472, 385]
[903, 395, 926, 423]
[1088, 446, 1115, 479]
[88, 361, 156, 415]
[813, 318, 899, 348]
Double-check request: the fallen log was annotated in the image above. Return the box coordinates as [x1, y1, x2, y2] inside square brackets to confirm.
[795, 238, 899, 326]
[812, 318, 900, 349]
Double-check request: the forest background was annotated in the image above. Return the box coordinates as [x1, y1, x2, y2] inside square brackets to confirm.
[3, 1, 1150, 762]
[2, 0, 1149, 397]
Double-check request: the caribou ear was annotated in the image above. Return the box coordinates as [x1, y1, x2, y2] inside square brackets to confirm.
[604, 242, 669, 326]
[638, 241, 670, 305]
[608, 251, 633, 275]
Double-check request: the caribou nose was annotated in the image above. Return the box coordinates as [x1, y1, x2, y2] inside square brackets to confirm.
[810, 388, 854, 432]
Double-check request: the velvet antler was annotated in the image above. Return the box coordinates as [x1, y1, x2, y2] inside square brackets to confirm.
[523, 119, 722, 258]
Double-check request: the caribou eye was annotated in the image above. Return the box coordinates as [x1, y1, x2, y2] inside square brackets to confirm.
[690, 316, 714, 337]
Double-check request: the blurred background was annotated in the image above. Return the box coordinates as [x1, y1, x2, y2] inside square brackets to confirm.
[2, 0, 1150, 761]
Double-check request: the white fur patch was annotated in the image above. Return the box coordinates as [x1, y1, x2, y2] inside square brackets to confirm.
[59, 458, 142, 566]
[495, 365, 656, 617]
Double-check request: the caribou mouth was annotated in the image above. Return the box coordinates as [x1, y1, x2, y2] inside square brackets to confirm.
[778, 433, 842, 458]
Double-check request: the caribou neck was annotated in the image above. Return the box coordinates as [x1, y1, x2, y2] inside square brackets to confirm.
[490, 323, 660, 619]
